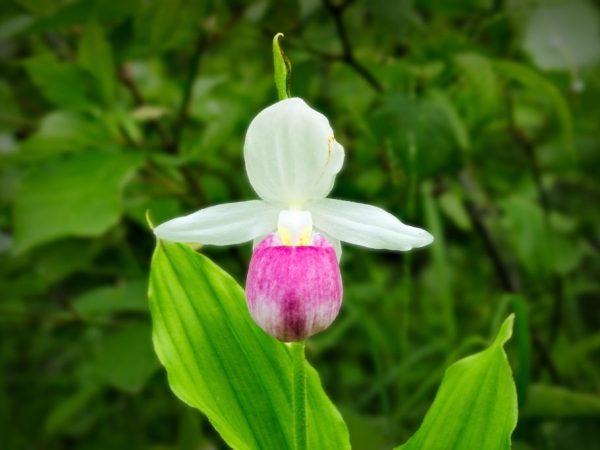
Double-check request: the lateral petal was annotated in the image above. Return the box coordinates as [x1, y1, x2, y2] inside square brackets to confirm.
[310, 199, 433, 251]
[154, 201, 279, 245]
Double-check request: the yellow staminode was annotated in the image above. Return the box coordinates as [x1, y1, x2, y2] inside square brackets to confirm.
[277, 209, 313, 246]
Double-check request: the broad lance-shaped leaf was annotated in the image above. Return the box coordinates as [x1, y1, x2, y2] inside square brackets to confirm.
[148, 241, 350, 450]
[396, 315, 518, 450]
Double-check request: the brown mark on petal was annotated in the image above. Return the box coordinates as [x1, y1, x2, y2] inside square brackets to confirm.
[327, 135, 335, 163]
[312, 135, 337, 189]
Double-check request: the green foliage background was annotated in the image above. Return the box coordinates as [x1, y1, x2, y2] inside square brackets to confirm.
[1, 0, 599, 448]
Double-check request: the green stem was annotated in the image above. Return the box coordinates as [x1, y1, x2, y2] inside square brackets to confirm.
[291, 341, 307, 450]
[400, 132, 418, 359]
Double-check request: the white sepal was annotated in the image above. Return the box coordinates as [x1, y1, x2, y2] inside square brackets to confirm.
[310, 199, 434, 251]
[244, 98, 344, 204]
[154, 200, 278, 245]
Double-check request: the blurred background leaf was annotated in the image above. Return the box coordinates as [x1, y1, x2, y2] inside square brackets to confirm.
[13, 151, 143, 253]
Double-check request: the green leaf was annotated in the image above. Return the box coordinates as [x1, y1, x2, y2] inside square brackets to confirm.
[78, 23, 115, 104]
[13, 150, 143, 254]
[428, 89, 470, 152]
[495, 60, 574, 153]
[13, 0, 56, 15]
[34, 238, 100, 284]
[501, 196, 550, 279]
[43, 384, 101, 436]
[522, 384, 600, 420]
[371, 93, 464, 176]
[92, 321, 159, 393]
[132, 0, 201, 54]
[422, 181, 456, 341]
[126, 195, 183, 231]
[149, 241, 350, 450]
[23, 0, 137, 34]
[0, 14, 34, 41]
[22, 54, 91, 109]
[395, 315, 518, 450]
[437, 188, 471, 231]
[19, 110, 114, 161]
[72, 280, 148, 320]
[453, 52, 502, 123]
[341, 407, 387, 450]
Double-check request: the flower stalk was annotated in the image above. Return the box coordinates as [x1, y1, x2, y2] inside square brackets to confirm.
[291, 341, 307, 450]
[275, 37, 307, 450]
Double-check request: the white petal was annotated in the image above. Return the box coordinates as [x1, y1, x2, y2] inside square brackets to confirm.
[154, 201, 278, 245]
[310, 199, 433, 251]
[244, 98, 344, 204]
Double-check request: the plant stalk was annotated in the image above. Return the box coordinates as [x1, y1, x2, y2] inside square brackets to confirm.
[291, 341, 307, 450]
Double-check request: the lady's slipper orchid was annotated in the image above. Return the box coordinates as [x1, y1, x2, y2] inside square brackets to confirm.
[154, 98, 433, 341]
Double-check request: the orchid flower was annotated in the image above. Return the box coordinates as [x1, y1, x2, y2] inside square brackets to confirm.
[154, 98, 433, 341]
